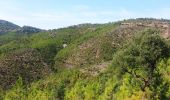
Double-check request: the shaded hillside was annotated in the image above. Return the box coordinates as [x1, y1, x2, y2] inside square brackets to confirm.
[17, 26, 44, 34]
[0, 20, 43, 35]
[0, 20, 20, 34]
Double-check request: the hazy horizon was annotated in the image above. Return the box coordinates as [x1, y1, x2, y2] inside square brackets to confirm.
[1, 0, 170, 29]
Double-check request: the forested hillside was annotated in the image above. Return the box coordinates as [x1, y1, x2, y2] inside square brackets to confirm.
[1, 18, 170, 100]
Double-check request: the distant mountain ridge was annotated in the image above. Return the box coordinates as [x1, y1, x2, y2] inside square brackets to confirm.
[0, 20, 20, 34]
[0, 20, 43, 34]
[17, 26, 45, 34]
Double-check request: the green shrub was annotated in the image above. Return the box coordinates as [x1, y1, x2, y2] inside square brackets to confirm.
[112, 29, 170, 99]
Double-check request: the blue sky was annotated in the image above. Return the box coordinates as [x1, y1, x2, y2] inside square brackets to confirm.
[0, 0, 170, 29]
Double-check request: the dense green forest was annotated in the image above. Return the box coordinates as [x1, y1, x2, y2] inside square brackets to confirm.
[1, 18, 170, 100]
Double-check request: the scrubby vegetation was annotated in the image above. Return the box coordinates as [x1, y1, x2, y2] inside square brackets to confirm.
[1, 18, 170, 100]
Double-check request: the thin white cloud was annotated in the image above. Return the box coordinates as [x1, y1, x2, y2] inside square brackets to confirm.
[73, 5, 91, 12]
[1, 3, 170, 29]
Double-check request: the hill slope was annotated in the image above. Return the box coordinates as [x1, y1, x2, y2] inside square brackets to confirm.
[1, 18, 170, 99]
[0, 20, 20, 34]
[0, 20, 43, 35]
